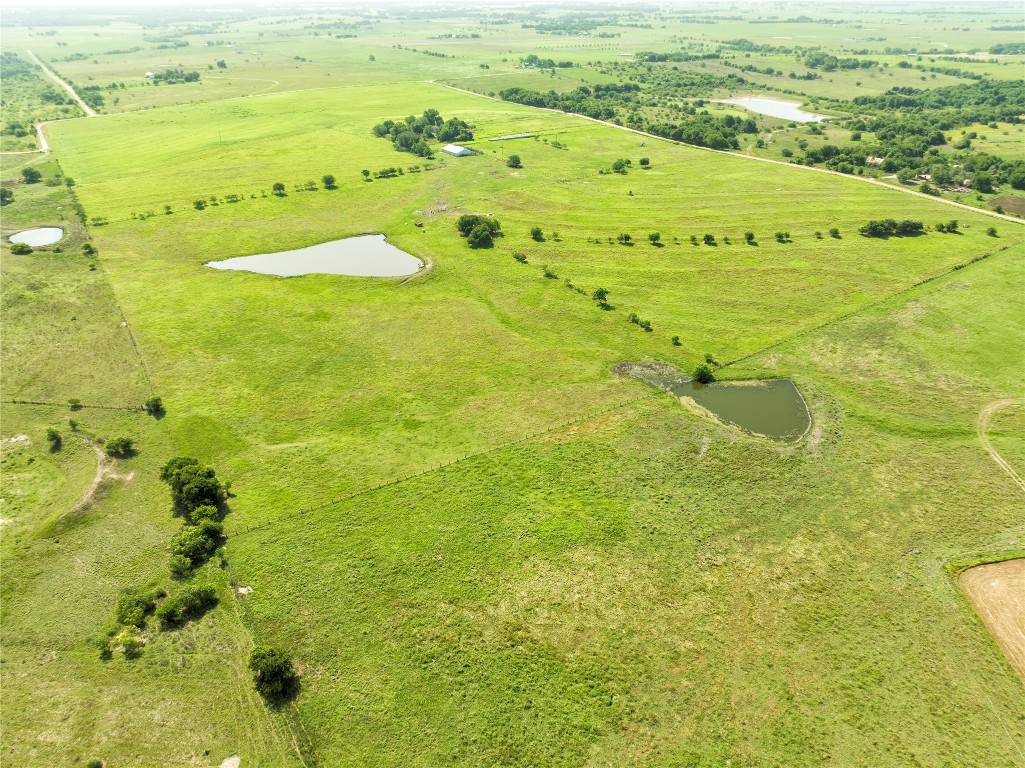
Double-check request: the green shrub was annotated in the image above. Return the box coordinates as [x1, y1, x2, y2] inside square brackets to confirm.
[156, 584, 218, 628]
[114, 585, 166, 628]
[105, 436, 133, 457]
[46, 428, 62, 451]
[169, 554, 192, 578]
[10, 243, 33, 255]
[143, 396, 164, 416]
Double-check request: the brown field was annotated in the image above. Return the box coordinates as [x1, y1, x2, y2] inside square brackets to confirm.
[960, 559, 1025, 682]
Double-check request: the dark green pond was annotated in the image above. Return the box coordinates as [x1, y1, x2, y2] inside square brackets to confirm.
[623, 365, 811, 442]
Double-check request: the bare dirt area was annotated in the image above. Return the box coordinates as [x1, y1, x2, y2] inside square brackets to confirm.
[961, 559, 1025, 682]
[70, 443, 134, 514]
[990, 196, 1025, 217]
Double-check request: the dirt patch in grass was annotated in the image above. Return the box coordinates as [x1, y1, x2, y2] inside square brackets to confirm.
[960, 559, 1025, 681]
[990, 196, 1025, 216]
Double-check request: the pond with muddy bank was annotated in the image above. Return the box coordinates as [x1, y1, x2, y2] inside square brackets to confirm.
[619, 363, 811, 442]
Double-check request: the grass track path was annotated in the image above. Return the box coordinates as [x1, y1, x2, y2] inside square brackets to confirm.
[977, 399, 1025, 494]
[435, 83, 1025, 226]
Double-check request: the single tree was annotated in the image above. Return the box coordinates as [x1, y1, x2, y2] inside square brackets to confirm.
[592, 287, 609, 305]
[193, 199, 206, 210]
[639, 157, 650, 167]
[46, 428, 62, 451]
[322, 174, 336, 189]
[144, 396, 164, 417]
[513, 252, 527, 263]
[361, 169, 371, 180]
[272, 182, 286, 196]
[530, 226, 544, 241]
[10, 243, 32, 255]
[507, 155, 522, 168]
[648, 232, 661, 245]
[692, 364, 715, 384]
[702, 233, 716, 245]
[987, 226, 998, 237]
[0, 188, 13, 205]
[671, 336, 681, 346]
[21, 168, 42, 184]
[249, 646, 299, 703]
[829, 227, 840, 238]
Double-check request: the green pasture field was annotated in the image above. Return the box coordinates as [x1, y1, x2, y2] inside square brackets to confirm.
[2, 4, 1024, 766]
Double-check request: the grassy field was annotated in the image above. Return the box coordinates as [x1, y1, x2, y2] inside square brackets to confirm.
[3, 4, 1024, 766]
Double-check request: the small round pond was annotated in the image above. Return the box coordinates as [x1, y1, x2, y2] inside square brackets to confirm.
[719, 96, 825, 123]
[619, 364, 811, 443]
[10, 227, 64, 246]
[206, 234, 423, 278]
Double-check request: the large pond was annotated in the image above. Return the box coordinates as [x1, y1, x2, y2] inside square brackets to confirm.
[719, 97, 826, 123]
[10, 227, 63, 246]
[206, 234, 423, 277]
[621, 364, 811, 442]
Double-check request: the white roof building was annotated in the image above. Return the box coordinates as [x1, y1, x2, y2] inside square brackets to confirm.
[442, 144, 472, 157]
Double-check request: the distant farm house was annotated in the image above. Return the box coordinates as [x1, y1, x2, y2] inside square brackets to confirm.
[144, 72, 155, 79]
[442, 144, 472, 157]
[866, 156, 885, 166]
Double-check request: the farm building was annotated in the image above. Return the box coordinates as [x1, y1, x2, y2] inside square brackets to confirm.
[442, 144, 472, 157]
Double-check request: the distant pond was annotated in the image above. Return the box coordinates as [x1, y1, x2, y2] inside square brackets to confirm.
[10, 227, 63, 246]
[206, 234, 424, 277]
[719, 97, 826, 123]
[620, 364, 812, 443]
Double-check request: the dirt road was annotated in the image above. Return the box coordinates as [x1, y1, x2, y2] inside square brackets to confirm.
[27, 50, 96, 118]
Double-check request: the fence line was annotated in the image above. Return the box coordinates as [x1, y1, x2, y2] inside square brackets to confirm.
[229, 390, 658, 539]
[722, 243, 1013, 368]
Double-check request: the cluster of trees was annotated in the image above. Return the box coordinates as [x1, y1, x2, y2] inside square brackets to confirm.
[96, 455, 228, 659]
[519, 54, 574, 69]
[160, 456, 228, 576]
[456, 214, 501, 248]
[803, 51, 877, 71]
[858, 219, 925, 237]
[152, 68, 200, 84]
[372, 109, 473, 158]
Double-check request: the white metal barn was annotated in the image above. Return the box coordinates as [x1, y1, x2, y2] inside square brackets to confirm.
[442, 144, 472, 157]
